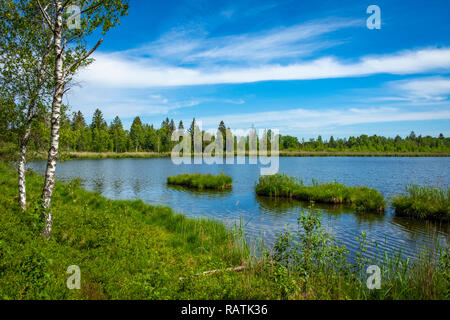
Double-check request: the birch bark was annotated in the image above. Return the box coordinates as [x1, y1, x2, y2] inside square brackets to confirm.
[41, 0, 64, 239]
[18, 108, 34, 211]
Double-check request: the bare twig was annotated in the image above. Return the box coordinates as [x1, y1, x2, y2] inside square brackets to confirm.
[36, 0, 55, 32]
[179, 265, 246, 281]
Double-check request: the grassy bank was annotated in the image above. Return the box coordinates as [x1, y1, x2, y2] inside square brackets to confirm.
[0, 162, 273, 299]
[30, 151, 450, 161]
[392, 185, 450, 222]
[167, 173, 233, 191]
[255, 174, 386, 213]
[0, 163, 447, 299]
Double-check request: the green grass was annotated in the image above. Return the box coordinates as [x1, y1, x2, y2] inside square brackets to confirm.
[0, 162, 447, 300]
[392, 185, 450, 221]
[255, 174, 386, 213]
[167, 172, 233, 191]
[0, 163, 274, 299]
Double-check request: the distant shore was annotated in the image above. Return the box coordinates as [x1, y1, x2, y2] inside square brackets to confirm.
[45, 151, 450, 160]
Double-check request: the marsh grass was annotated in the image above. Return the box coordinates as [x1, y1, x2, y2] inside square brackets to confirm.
[256, 174, 386, 213]
[271, 204, 449, 300]
[167, 172, 232, 191]
[392, 185, 450, 221]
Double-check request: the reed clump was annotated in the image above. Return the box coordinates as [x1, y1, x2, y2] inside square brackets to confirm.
[255, 174, 385, 213]
[392, 184, 449, 221]
[167, 172, 233, 190]
[270, 204, 448, 300]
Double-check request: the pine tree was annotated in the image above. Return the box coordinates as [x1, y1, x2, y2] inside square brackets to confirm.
[90, 109, 107, 131]
[130, 117, 144, 152]
[110, 116, 126, 152]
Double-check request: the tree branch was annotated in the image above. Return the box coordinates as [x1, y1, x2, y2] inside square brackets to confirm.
[61, 0, 73, 9]
[64, 38, 103, 75]
[80, 0, 107, 15]
[36, 0, 55, 32]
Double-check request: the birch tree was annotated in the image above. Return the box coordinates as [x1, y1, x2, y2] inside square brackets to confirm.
[36, 0, 129, 239]
[0, 0, 53, 210]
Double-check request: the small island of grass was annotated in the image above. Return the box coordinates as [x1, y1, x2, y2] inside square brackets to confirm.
[255, 174, 385, 213]
[392, 185, 449, 222]
[167, 172, 233, 190]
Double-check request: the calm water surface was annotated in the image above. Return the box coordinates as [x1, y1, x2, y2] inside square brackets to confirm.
[29, 157, 449, 259]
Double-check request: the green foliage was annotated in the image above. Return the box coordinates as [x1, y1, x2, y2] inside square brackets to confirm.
[256, 174, 386, 213]
[0, 0, 53, 151]
[392, 185, 449, 221]
[280, 135, 300, 150]
[167, 172, 233, 191]
[271, 205, 449, 299]
[129, 117, 144, 152]
[296, 132, 450, 153]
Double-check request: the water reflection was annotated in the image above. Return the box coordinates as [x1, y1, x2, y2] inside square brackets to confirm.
[256, 195, 384, 224]
[132, 178, 142, 196]
[391, 216, 449, 247]
[112, 179, 123, 198]
[167, 184, 233, 198]
[92, 178, 105, 194]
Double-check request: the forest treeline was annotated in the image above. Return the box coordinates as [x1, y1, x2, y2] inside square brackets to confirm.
[2, 107, 449, 154]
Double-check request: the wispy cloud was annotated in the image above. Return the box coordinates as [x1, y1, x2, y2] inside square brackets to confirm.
[79, 47, 450, 88]
[104, 17, 359, 66]
[367, 76, 450, 103]
[65, 85, 246, 121]
[392, 76, 450, 101]
[181, 19, 357, 64]
[196, 106, 450, 134]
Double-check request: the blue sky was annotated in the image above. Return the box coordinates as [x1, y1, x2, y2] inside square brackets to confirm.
[68, 0, 450, 139]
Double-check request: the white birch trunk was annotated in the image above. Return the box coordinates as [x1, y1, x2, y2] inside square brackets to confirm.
[41, 0, 63, 239]
[18, 124, 32, 211]
[18, 7, 53, 212]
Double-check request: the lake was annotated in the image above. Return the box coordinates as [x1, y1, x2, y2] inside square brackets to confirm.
[29, 157, 449, 260]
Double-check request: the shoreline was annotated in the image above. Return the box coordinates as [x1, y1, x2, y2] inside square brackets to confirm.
[27, 151, 450, 161]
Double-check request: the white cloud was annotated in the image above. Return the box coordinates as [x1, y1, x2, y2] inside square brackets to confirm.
[195, 106, 450, 133]
[64, 86, 201, 120]
[79, 47, 450, 88]
[183, 19, 357, 63]
[393, 76, 450, 101]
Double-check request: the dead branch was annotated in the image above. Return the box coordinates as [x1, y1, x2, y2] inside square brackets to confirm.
[179, 265, 246, 281]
